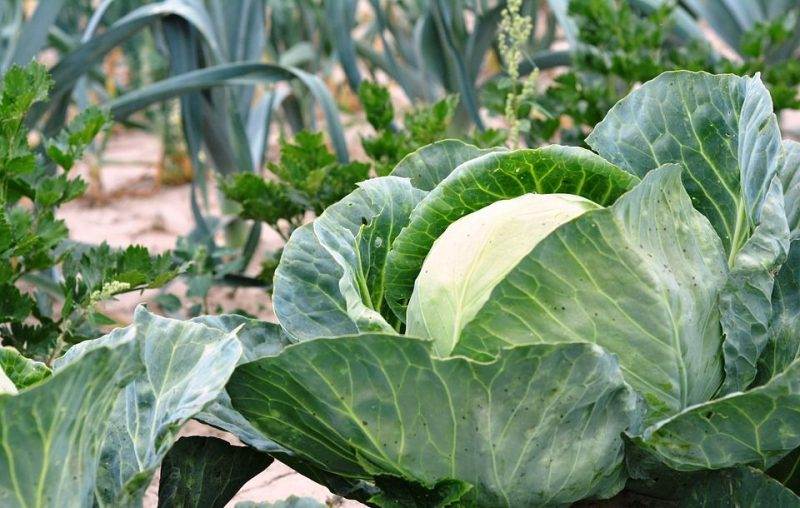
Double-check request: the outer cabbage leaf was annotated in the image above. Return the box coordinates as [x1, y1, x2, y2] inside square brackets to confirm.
[756, 140, 800, 384]
[625, 442, 800, 504]
[274, 177, 425, 339]
[389, 139, 502, 191]
[228, 334, 640, 506]
[457, 165, 727, 422]
[0, 346, 50, 390]
[0, 343, 141, 507]
[54, 306, 242, 506]
[384, 146, 638, 322]
[588, 71, 789, 393]
[620, 463, 800, 506]
[587, 71, 782, 255]
[769, 446, 800, 495]
[157, 436, 273, 508]
[781, 140, 800, 236]
[682, 467, 800, 506]
[757, 241, 800, 383]
[636, 355, 800, 471]
[190, 315, 377, 503]
[194, 315, 292, 453]
[367, 475, 472, 507]
[718, 177, 789, 392]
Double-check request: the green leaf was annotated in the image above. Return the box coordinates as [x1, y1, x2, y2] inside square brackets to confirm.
[369, 476, 472, 508]
[587, 71, 787, 394]
[719, 177, 789, 392]
[182, 314, 376, 504]
[0, 284, 34, 322]
[0, 346, 50, 390]
[359, 81, 394, 130]
[0, 321, 60, 363]
[362, 129, 407, 176]
[680, 0, 797, 56]
[389, 139, 502, 192]
[274, 177, 425, 339]
[33, 174, 87, 207]
[270, 456, 378, 506]
[113, 245, 179, 288]
[4, 0, 66, 69]
[228, 335, 639, 506]
[5, 210, 67, 272]
[636, 354, 800, 471]
[625, 450, 800, 504]
[269, 131, 337, 187]
[313, 161, 372, 214]
[684, 467, 800, 506]
[2, 154, 35, 178]
[157, 436, 272, 508]
[256, 131, 370, 216]
[769, 446, 800, 495]
[0, 210, 11, 256]
[587, 72, 782, 255]
[192, 314, 293, 454]
[54, 306, 242, 506]
[0, 341, 142, 507]
[88, 309, 117, 327]
[758, 240, 800, 383]
[45, 107, 109, 171]
[104, 62, 350, 162]
[326, 0, 361, 92]
[405, 95, 459, 146]
[221, 174, 298, 226]
[0, 63, 51, 129]
[60, 244, 179, 308]
[466, 128, 508, 149]
[384, 146, 638, 323]
[46, 0, 222, 106]
[781, 140, 800, 237]
[153, 293, 182, 313]
[456, 165, 728, 422]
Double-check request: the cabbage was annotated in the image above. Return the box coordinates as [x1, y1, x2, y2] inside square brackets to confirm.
[406, 193, 599, 354]
[242, 72, 800, 505]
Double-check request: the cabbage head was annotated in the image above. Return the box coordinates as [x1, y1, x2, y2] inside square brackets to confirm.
[226, 72, 800, 506]
[407, 193, 600, 355]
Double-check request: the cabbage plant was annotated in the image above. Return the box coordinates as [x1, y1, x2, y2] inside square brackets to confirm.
[224, 71, 800, 506]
